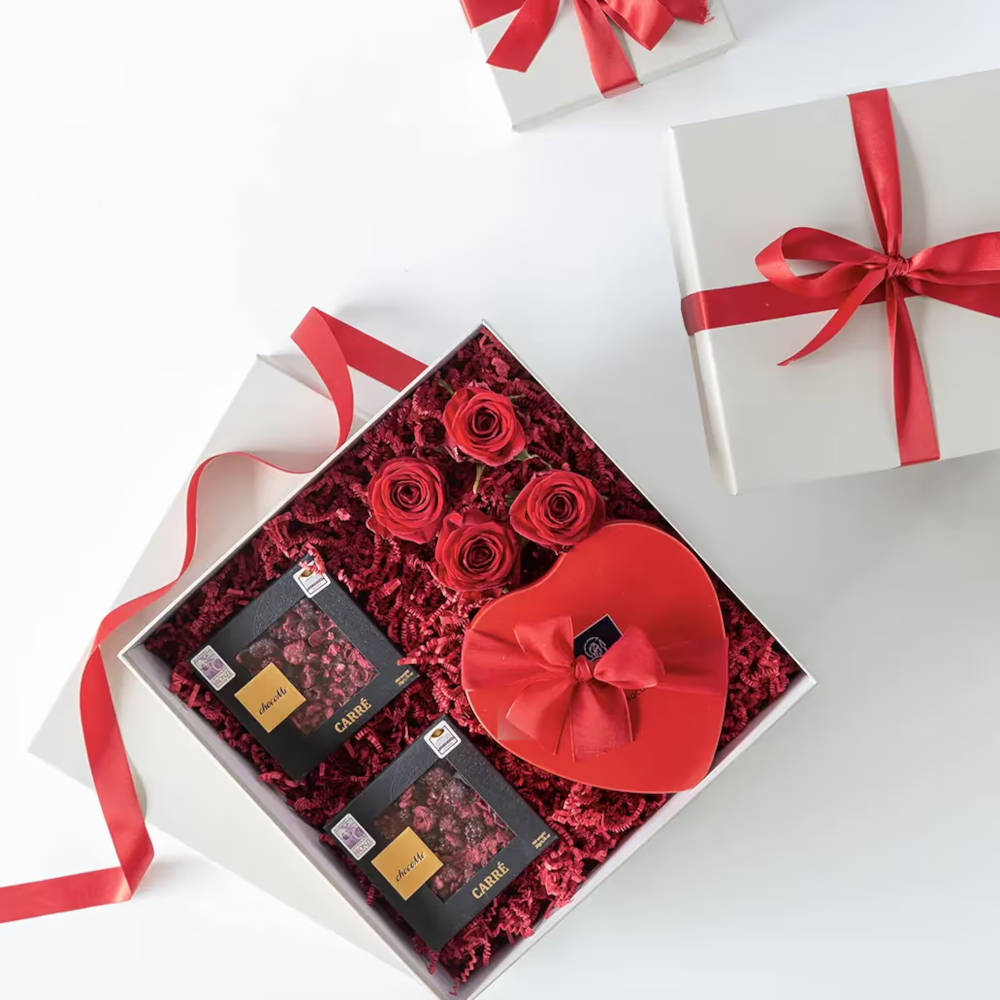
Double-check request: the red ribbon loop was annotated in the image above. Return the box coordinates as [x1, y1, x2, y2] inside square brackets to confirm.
[478, 0, 708, 97]
[682, 87, 1000, 468]
[464, 615, 727, 759]
[0, 309, 425, 924]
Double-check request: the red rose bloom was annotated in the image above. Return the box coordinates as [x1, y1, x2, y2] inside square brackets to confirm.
[367, 458, 447, 543]
[510, 470, 606, 549]
[442, 386, 527, 467]
[434, 511, 520, 593]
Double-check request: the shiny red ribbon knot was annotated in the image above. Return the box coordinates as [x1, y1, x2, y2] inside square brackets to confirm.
[464, 615, 726, 759]
[682, 88, 1000, 467]
[463, 0, 710, 96]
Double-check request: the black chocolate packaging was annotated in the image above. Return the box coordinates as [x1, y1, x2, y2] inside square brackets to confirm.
[326, 717, 557, 951]
[183, 557, 418, 780]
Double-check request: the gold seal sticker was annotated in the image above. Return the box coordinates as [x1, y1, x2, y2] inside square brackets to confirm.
[372, 827, 443, 901]
[234, 662, 306, 733]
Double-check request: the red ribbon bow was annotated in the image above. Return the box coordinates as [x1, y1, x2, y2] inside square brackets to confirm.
[465, 615, 719, 759]
[464, 0, 710, 96]
[682, 88, 1000, 467]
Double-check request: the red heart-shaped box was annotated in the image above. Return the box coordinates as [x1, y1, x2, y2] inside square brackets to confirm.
[462, 522, 729, 792]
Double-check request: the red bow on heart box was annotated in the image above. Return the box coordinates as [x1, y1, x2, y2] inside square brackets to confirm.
[465, 616, 674, 760]
[460, 0, 712, 96]
[462, 522, 730, 793]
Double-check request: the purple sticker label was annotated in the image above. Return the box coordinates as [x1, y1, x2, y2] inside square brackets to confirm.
[190, 645, 236, 691]
[331, 814, 375, 859]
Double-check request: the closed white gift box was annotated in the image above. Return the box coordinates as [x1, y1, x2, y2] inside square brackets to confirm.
[665, 69, 1000, 494]
[466, 0, 734, 130]
[33, 330, 813, 998]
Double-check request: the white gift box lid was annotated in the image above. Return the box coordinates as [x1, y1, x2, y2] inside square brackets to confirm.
[468, 0, 734, 129]
[665, 68, 1000, 493]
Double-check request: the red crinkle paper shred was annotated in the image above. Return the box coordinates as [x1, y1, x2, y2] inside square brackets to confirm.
[147, 330, 800, 984]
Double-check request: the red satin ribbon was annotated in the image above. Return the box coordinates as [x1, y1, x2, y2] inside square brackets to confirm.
[681, 88, 1000, 467]
[462, 0, 709, 97]
[0, 308, 424, 924]
[464, 615, 725, 759]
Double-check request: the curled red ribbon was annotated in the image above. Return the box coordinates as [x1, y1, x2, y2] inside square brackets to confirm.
[463, 615, 726, 759]
[682, 88, 1000, 467]
[0, 309, 425, 923]
[462, 0, 709, 96]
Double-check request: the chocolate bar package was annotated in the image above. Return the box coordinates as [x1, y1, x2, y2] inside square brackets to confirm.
[326, 718, 557, 951]
[186, 556, 418, 779]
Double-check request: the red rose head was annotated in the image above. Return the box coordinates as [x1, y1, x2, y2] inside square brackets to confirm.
[367, 457, 447, 544]
[433, 510, 521, 593]
[510, 470, 606, 549]
[442, 385, 527, 467]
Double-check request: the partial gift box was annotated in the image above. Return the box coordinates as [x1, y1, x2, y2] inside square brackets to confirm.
[43, 315, 813, 998]
[461, 0, 735, 129]
[666, 69, 1000, 493]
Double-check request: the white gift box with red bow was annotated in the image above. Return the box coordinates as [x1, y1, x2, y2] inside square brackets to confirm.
[665, 69, 1000, 493]
[461, 0, 735, 129]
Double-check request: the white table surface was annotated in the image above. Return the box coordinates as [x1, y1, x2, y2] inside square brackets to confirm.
[2, 0, 999, 996]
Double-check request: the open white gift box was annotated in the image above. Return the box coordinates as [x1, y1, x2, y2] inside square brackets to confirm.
[665, 68, 1000, 493]
[462, 0, 735, 130]
[33, 323, 813, 998]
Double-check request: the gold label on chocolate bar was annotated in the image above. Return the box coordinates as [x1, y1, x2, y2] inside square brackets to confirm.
[334, 697, 372, 733]
[372, 827, 443, 901]
[471, 860, 509, 900]
[234, 663, 306, 733]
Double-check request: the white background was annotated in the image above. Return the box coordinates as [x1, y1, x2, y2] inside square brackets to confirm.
[2, 0, 1000, 997]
